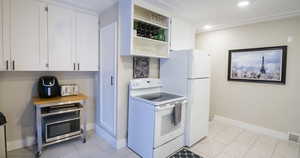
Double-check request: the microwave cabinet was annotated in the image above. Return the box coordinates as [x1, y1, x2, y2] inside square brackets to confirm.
[0, 0, 99, 72]
[119, 0, 171, 58]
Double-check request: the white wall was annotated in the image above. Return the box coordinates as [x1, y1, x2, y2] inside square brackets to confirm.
[196, 16, 300, 134]
[0, 72, 97, 150]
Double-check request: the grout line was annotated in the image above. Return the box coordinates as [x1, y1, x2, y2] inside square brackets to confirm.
[270, 140, 280, 158]
[241, 134, 259, 158]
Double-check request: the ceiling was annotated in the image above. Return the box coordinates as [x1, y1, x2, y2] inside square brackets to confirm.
[146, 0, 300, 32]
[53, 0, 300, 32]
[52, 0, 118, 14]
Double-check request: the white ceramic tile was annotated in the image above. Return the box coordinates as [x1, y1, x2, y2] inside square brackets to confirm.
[213, 126, 243, 145]
[234, 130, 258, 146]
[271, 140, 300, 158]
[244, 135, 279, 158]
[8, 132, 139, 158]
[192, 137, 227, 157]
[220, 142, 250, 158]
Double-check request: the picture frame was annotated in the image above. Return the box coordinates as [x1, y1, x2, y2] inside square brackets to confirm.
[228, 46, 287, 84]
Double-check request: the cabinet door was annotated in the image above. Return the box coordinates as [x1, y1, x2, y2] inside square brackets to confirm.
[48, 5, 75, 71]
[10, 0, 48, 71]
[0, 0, 9, 71]
[76, 12, 99, 71]
[170, 17, 195, 51]
[99, 22, 117, 136]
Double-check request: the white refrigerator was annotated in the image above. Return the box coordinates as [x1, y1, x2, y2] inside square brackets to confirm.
[160, 49, 210, 147]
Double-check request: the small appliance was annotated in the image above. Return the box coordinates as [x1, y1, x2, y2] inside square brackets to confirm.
[60, 84, 79, 96]
[38, 76, 60, 98]
[41, 104, 82, 143]
[160, 49, 210, 147]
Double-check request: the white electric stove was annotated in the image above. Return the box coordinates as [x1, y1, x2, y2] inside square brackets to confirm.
[128, 78, 187, 158]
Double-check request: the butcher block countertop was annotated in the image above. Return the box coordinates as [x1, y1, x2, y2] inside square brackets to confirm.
[33, 93, 88, 106]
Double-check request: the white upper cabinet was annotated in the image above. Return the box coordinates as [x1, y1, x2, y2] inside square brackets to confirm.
[170, 17, 196, 51]
[76, 12, 99, 71]
[48, 5, 76, 71]
[119, 0, 171, 58]
[0, 1, 99, 72]
[0, 0, 5, 70]
[0, 0, 9, 71]
[10, 0, 48, 71]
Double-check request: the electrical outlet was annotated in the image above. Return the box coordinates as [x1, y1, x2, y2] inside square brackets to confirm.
[288, 132, 299, 143]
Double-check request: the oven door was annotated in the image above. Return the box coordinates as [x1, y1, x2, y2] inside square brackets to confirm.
[45, 118, 81, 143]
[154, 101, 186, 148]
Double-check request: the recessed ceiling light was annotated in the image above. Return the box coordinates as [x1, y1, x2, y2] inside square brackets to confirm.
[238, 1, 250, 8]
[203, 25, 212, 30]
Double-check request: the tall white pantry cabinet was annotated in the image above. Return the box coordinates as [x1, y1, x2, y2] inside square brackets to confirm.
[0, 0, 99, 71]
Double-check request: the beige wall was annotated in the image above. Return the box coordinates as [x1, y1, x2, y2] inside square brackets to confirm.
[0, 72, 97, 143]
[196, 16, 300, 134]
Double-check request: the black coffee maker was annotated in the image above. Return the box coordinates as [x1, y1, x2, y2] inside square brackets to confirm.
[38, 76, 60, 98]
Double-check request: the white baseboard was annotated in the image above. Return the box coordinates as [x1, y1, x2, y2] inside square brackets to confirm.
[95, 124, 127, 149]
[7, 123, 95, 151]
[214, 115, 289, 140]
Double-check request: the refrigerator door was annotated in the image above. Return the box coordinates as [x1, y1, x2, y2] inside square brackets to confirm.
[185, 78, 210, 146]
[188, 52, 210, 79]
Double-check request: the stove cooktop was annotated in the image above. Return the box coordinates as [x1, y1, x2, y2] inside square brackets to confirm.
[138, 92, 183, 103]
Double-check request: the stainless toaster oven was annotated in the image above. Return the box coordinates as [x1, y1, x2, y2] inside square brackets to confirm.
[60, 84, 79, 96]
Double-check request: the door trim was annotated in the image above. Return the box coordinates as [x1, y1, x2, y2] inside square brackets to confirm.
[99, 22, 118, 137]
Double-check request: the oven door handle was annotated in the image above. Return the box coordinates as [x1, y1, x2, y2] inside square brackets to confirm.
[156, 104, 175, 111]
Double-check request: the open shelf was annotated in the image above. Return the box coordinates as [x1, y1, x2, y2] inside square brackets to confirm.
[134, 35, 168, 45]
[134, 17, 168, 29]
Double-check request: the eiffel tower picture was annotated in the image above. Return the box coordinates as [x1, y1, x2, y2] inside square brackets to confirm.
[260, 56, 266, 74]
[229, 46, 287, 84]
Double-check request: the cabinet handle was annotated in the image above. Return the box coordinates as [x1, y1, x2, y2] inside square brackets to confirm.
[73, 63, 76, 71]
[6, 60, 8, 70]
[110, 76, 114, 86]
[12, 60, 15, 71]
[78, 63, 80, 71]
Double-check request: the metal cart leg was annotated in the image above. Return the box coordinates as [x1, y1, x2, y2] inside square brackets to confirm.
[4, 125, 7, 158]
[82, 100, 87, 143]
[36, 107, 43, 156]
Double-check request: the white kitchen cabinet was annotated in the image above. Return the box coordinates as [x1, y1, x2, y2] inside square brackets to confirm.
[76, 12, 99, 71]
[0, 0, 4, 70]
[119, 0, 171, 58]
[0, 0, 9, 71]
[0, 0, 99, 72]
[48, 5, 76, 71]
[10, 0, 48, 71]
[170, 17, 196, 51]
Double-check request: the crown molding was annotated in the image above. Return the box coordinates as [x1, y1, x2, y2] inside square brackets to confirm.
[197, 9, 300, 33]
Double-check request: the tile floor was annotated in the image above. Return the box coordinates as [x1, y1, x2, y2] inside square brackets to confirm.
[191, 121, 300, 158]
[8, 120, 300, 158]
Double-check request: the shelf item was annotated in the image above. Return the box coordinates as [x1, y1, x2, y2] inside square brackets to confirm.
[119, 0, 170, 58]
[134, 17, 168, 29]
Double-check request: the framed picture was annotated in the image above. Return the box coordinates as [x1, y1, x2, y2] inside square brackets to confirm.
[133, 57, 150, 78]
[228, 46, 287, 84]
